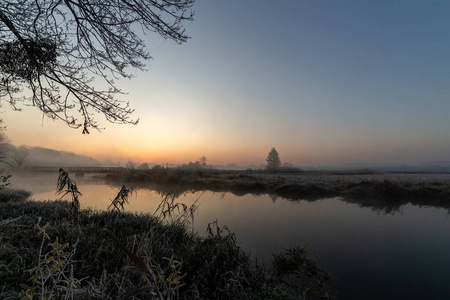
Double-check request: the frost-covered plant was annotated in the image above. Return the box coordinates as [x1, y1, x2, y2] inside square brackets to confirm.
[108, 185, 134, 213]
[56, 168, 81, 223]
[20, 219, 83, 299]
[0, 168, 11, 190]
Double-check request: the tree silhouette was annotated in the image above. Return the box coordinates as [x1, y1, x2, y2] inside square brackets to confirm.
[0, 1, 194, 133]
[266, 147, 281, 172]
[138, 162, 149, 170]
[11, 146, 30, 168]
[199, 156, 207, 168]
[125, 160, 135, 170]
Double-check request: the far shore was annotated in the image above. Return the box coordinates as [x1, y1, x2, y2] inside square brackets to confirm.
[96, 169, 450, 212]
[9, 168, 450, 213]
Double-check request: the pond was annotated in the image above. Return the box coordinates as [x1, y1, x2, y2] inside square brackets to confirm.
[10, 173, 450, 300]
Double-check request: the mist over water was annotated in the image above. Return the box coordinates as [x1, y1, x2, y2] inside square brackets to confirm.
[10, 172, 450, 300]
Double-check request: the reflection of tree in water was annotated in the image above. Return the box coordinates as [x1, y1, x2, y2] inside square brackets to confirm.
[342, 195, 450, 215]
[106, 174, 450, 216]
[113, 184, 195, 202]
[341, 196, 404, 215]
[275, 180, 450, 215]
[269, 194, 278, 203]
[132, 185, 406, 215]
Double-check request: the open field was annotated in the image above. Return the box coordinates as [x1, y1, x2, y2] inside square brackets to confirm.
[257, 172, 450, 183]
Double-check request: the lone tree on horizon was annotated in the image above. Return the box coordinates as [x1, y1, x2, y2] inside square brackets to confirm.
[266, 147, 281, 173]
[0, 1, 194, 133]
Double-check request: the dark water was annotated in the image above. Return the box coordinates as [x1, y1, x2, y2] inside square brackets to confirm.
[12, 174, 450, 299]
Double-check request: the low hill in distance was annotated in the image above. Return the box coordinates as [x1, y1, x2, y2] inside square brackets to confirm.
[2, 144, 100, 168]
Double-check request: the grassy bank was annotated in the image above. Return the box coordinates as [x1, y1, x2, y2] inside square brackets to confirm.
[103, 169, 450, 212]
[0, 192, 332, 299]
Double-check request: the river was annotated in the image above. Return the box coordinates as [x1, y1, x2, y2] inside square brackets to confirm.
[10, 172, 450, 299]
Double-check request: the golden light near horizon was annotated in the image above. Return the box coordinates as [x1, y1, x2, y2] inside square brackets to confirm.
[4, 98, 450, 168]
[2, 1, 450, 169]
[4, 3, 450, 300]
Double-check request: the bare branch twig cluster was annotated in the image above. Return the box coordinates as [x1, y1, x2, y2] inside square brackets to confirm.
[0, 1, 194, 133]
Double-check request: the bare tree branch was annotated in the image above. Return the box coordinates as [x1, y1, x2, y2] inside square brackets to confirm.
[0, 0, 194, 133]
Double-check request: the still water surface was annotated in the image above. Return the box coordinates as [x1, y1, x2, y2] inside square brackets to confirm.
[12, 174, 450, 299]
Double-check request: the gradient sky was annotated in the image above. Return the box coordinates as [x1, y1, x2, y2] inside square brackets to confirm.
[3, 0, 450, 167]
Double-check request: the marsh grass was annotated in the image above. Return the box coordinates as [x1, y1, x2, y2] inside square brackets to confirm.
[153, 189, 199, 225]
[0, 171, 333, 299]
[0, 168, 11, 190]
[1, 200, 323, 299]
[19, 218, 84, 299]
[0, 188, 30, 202]
[272, 246, 333, 299]
[108, 185, 135, 213]
[56, 168, 82, 223]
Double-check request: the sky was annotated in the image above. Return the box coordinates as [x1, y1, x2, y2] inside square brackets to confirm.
[3, 0, 450, 167]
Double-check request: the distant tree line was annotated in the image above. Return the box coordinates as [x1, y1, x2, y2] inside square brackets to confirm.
[122, 150, 305, 174]
[123, 156, 210, 172]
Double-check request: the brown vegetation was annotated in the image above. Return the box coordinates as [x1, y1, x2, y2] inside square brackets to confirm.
[103, 169, 450, 213]
[0, 192, 333, 299]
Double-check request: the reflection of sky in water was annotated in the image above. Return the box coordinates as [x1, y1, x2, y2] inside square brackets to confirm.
[11, 176, 450, 300]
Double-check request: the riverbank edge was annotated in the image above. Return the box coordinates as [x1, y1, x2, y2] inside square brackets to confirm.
[102, 170, 450, 211]
[0, 195, 333, 299]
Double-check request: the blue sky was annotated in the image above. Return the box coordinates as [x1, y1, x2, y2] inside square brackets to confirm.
[4, 0, 450, 166]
